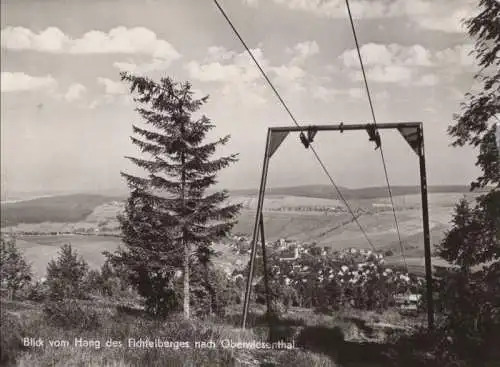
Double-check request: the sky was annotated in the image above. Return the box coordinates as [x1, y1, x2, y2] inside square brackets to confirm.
[0, 0, 486, 195]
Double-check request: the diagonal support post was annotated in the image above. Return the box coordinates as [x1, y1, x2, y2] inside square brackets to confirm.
[260, 216, 272, 323]
[242, 130, 272, 329]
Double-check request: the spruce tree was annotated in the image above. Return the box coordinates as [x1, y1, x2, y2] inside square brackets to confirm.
[46, 244, 89, 300]
[108, 72, 241, 319]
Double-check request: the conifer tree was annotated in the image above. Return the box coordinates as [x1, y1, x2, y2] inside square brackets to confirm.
[107, 72, 241, 319]
[0, 235, 32, 300]
[46, 244, 89, 300]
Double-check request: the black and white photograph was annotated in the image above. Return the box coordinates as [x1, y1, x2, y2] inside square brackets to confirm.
[1, 0, 499, 366]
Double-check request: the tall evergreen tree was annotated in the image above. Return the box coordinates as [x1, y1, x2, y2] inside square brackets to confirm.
[107, 72, 241, 319]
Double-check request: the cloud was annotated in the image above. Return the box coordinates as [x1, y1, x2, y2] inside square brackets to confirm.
[1, 26, 181, 69]
[185, 47, 269, 106]
[415, 74, 439, 87]
[207, 46, 237, 62]
[186, 47, 266, 83]
[339, 43, 433, 68]
[418, 9, 468, 33]
[434, 44, 475, 67]
[261, 0, 432, 19]
[347, 88, 363, 99]
[186, 60, 247, 83]
[113, 58, 174, 73]
[245, 0, 474, 33]
[97, 77, 128, 95]
[312, 85, 342, 102]
[1, 71, 89, 104]
[1, 27, 69, 52]
[69, 27, 179, 58]
[339, 43, 475, 85]
[241, 0, 259, 7]
[286, 40, 320, 65]
[64, 83, 86, 102]
[311, 85, 365, 102]
[375, 90, 390, 101]
[89, 95, 114, 109]
[351, 65, 413, 84]
[185, 44, 316, 106]
[271, 65, 306, 86]
[90, 77, 132, 108]
[1, 72, 57, 92]
[414, 3, 477, 33]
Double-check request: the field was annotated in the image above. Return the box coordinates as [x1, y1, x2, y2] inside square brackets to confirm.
[1, 185, 482, 279]
[0, 194, 123, 227]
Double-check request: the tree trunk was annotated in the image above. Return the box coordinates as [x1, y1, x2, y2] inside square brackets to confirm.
[204, 263, 217, 316]
[183, 240, 190, 319]
[180, 107, 190, 320]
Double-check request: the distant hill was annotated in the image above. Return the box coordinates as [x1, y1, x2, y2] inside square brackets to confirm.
[0, 194, 122, 227]
[0, 184, 487, 228]
[229, 185, 487, 200]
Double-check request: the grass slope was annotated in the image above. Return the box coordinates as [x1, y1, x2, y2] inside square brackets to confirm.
[1, 299, 340, 367]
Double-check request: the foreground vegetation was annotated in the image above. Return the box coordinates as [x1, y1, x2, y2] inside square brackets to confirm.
[0, 237, 420, 367]
[0, 234, 494, 367]
[1, 299, 342, 367]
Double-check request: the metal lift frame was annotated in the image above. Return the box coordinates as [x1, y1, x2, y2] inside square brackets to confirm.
[241, 122, 435, 330]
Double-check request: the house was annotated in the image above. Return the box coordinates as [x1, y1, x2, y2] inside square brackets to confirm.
[280, 247, 299, 261]
[395, 293, 423, 315]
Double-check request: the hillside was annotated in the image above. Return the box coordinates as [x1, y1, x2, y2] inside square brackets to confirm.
[229, 185, 483, 200]
[0, 194, 123, 227]
[0, 186, 480, 266]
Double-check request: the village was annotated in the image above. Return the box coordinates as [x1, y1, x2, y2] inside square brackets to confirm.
[222, 233, 424, 315]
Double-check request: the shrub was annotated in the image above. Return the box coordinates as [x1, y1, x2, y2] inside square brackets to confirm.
[0, 311, 27, 365]
[274, 349, 338, 367]
[20, 279, 49, 302]
[186, 264, 241, 318]
[83, 269, 114, 297]
[105, 249, 181, 319]
[43, 299, 101, 330]
[46, 244, 89, 300]
[0, 235, 32, 300]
